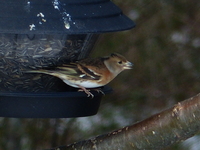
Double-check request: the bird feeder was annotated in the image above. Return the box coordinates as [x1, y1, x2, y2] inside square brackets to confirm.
[0, 0, 135, 118]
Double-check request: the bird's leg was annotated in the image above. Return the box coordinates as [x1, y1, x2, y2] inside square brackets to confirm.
[78, 86, 94, 98]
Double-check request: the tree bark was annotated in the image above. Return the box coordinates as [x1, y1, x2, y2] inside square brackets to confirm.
[47, 93, 200, 150]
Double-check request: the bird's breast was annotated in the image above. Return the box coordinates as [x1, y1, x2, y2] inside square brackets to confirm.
[63, 79, 102, 88]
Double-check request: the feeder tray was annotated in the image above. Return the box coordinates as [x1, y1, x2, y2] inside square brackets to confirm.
[0, 86, 112, 118]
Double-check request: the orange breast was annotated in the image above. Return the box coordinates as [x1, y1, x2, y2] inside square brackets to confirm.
[98, 69, 114, 85]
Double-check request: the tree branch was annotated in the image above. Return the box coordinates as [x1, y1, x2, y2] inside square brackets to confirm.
[47, 93, 200, 150]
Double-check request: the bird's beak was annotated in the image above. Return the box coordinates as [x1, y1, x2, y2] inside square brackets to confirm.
[124, 61, 133, 69]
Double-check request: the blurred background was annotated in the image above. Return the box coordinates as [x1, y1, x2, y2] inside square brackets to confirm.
[1, 0, 200, 149]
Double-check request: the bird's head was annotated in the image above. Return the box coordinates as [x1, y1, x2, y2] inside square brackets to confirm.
[103, 53, 133, 76]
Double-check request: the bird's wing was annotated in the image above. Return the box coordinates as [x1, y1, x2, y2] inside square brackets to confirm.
[57, 63, 79, 74]
[26, 62, 102, 81]
[57, 63, 102, 81]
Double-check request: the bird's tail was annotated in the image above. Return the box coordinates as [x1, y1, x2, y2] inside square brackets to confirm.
[24, 70, 57, 76]
[24, 69, 72, 81]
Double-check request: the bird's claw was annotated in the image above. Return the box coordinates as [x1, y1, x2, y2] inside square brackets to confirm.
[93, 88, 105, 95]
[78, 89, 94, 98]
[78, 88, 105, 98]
[87, 92, 94, 98]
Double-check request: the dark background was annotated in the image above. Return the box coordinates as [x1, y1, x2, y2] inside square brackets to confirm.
[1, 0, 200, 149]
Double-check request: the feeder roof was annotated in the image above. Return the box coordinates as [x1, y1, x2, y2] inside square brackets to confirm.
[0, 0, 135, 34]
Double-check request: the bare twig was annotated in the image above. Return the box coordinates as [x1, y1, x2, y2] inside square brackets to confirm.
[47, 93, 200, 150]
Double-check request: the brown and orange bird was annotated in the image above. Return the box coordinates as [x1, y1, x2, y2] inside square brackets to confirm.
[26, 53, 133, 98]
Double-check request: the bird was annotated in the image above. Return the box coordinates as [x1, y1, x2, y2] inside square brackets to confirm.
[26, 53, 133, 98]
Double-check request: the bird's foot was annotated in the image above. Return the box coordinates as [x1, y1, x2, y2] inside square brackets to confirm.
[78, 86, 94, 98]
[93, 88, 105, 95]
[78, 86, 105, 98]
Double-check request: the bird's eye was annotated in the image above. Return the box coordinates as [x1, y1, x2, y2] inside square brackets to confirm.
[118, 61, 122, 64]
